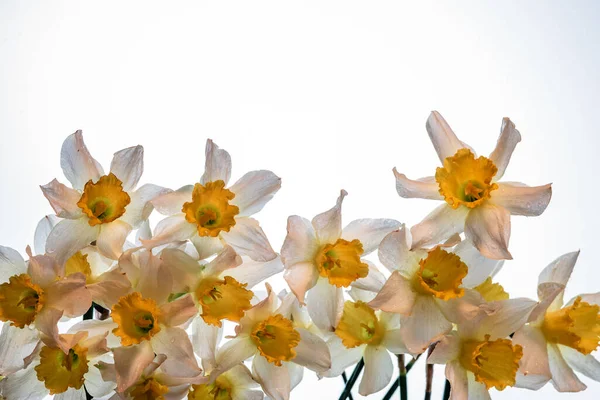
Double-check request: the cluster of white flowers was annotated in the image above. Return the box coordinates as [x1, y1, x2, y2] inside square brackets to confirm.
[0, 111, 597, 400]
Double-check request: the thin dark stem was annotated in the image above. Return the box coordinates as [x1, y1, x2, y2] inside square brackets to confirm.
[398, 354, 407, 400]
[94, 303, 110, 320]
[341, 372, 354, 400]
[338, 358, 364, 400]
[424, 347, 434, 400]
[442, 380, 451, 400]
[381, 353, 422, 400]
[83, 305, 94, 320]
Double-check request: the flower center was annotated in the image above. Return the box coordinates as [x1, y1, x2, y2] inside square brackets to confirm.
[194, 276, 253, 327]
[111, 292, 161, 346]
[542, 296, 600, 355]
[182, 181, 239, 237]
[77, 173, 131, 226]
[34, 344, 89, 395]
[413, 247, 467, 300]
[459, 335, 523, 391]
[129, 377, 169, 400]
[65, 251, 93, 283]
[251, 314, 300, 366]
[0, 274, 45, 328]
[435, 149, 499, 209]
[188, 376, 233, 400]
[314, 238, 369, 287]
[474, 277, 509, 302]
[335, 300, 384, 348]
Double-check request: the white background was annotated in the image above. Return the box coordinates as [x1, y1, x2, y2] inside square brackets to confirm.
[1, 1, 599, 398]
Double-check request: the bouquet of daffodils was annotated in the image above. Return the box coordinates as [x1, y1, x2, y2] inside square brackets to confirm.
[0, 111, 597, 400]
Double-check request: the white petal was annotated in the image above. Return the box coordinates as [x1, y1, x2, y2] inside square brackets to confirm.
[84, 353, 117, 398]
[368, 271, 416, 315]
[33, 215, 60, 256]
[492, 182, 552, 217]
[453, 240, 504, 288]
[226, 255, 284, 289]
[120, 184, 170, 228]
[203, 245, 242, 277]
[393, 170, 442, 200]
[0, 324, 39, 375]
[135, 251, 173, 305]
[229, 170, 281, 217]
[382, 328, 409, 354]
[529, 282, 565, 323]
[515, 372, 550, 390]
[427, 332, 460, 364]
[45, 218, 99, 266]
[426, 111, 466, 162]
[110, 145, 143, 192]
[190, 235, 225, 260]
[141, 214, 196, 249]
[306, 278, 344, 332]
[214, 336, 257, 376]
[113, 340, 155, 392]
[152, 185, 193, 215]
[435, 290, 482, 324]
[88, 268, 132, 309]
[488, 118, 521, 180]
[243, 284, 278, 324]
[226, 364, 258, 389]
[159, 294, 197, 327]
[40, 179, 83, 219]
[467, 372, 491, 400]
[464, 203, 512, 260]
[400, 296, 452, 354]
[548, 343, 586, 392]
[351, 261, 386, 292]
[280, 216, 318, 267]
[192, 316, 223, 373]
[445, 361, 468, 400]
[311, 190, 346, 245]
[293, 328, 331, 373]
[288, 362, 304, 390]
[411, 204, 468, 250]
[538, 251, 580, 287]
[377, 225, 416, 273]
[358, 345, 393, 396]
[574, 292, 600, 306]
[152, 327, 202, 378]
[45, 273, 92, 317]
[54, 387, 86, 400]
[252, 356, 290, 400]
[220, 217, 276, 262]
[0, 245, 27, 283]
[27, 253, 60, 287]
[201, 139, 232, 186]
[341, 218, 402, 255]
[321, 338, 364, 377]
[0, 361, 47, 400]
[561, 345, 600, 382]
[60, 130, 104, 190]
[467, 298, 537, 340]
[97, 220, 132, 260]
[512, 325, 550, 378]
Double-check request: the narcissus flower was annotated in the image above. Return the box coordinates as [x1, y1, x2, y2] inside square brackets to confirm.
[368, 225, 505, 353]
[428, 297, 537, 399]
[281, 190, 399, 331]
[41, 131, 168, 263]
[393, 111, 552, 260]
[513, 251, 600, 392]
[144, 139, 281, 262]
[211, 284, 330, 400]
[321, 299, 408, 396]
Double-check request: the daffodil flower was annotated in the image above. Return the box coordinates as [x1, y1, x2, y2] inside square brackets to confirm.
[427, 297, 537, 400]
[211, 284, 330, 400]
[0, 246, 91, 349]
[144, 139, 281, 262]
[367, 225, 505, 353]
[394, 111, 552, 260]
[41, 131, 169, 264]
[513, 251, 600, 392]
[0, 328, 111, 400]
[281, 190, 400, 331]
[321, 299, 408, 396]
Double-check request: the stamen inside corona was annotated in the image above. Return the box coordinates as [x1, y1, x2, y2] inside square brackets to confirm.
[128, 377, 169, 400]
[335, 301, 384, 348]
[251, 314, 300, 366]
[314, 239, 368, 287]
[77, 173, 131, 226]
[0, 274, 45, 328]
[34, 343, 89, 395]
[413, 247, 467, 300]
[194, 276, 253, 327]
[474, 277, 509, 302]
[459, 335, 523, 390]
[188, 375, 233, 400]
[182, 181, 239, 237]
[542, 296, 600, 355]
[111, 292, 161, 346]
[435, 149, 499, 209]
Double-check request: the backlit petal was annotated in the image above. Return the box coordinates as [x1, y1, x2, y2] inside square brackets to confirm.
[426, 111, 466, 162]
[492, 182, 552, 216]
[40, 179, 83, 219]
[359, 345, 393, 396]
[393, 170, 442, 200]
[45, 218, 99, 267]
[201, 139, 232, 186]
[220, 217, 276, 262]
[411, 204, 468, 250]
[110, 145, 143, 192]
[464, 203, 512, 260]
[488, 117, 521, 181]
[342, 218, 401, 255]
[281, 216, 318, 266]
[311, 190, 346, 245]
[60, 130, 104, 190]
[229, 170, 281, 217]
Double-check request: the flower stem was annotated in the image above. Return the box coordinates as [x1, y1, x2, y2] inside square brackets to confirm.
[442, 380, 451, 400]
[399, 354, 408, 400]
[381, 354, 421, 400]
[338, 358, 364, 400]
[341, 372, 354, 400]
[424, 346, 434, 400]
